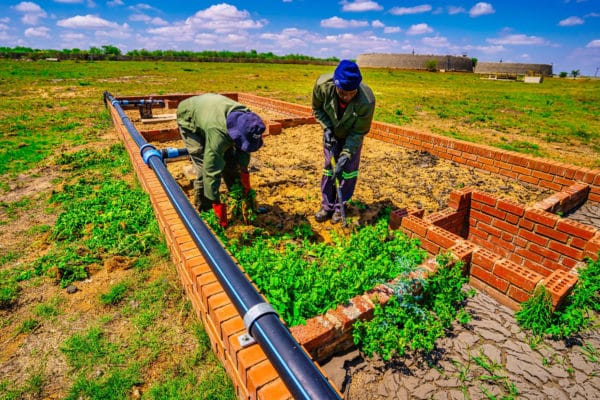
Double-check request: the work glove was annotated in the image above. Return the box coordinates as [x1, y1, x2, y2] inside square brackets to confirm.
[334, 153, 350, 180]
[323, 128, 337, 150]
[212, 203, 228, 227]
[240, 172, 251, 195]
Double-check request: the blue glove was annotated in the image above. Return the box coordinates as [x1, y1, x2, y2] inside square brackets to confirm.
[323, 128, 337, 150]
[334, 154, 349, 180]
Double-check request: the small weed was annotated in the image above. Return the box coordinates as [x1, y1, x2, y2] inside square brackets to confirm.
[34, 296, 63, 319]
[582, 341, 599, 363]
[18, 318, 40, 334]
[100, 282, 129, 305]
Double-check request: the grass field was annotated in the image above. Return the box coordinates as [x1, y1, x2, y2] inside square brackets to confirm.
[0, 59, 598, 399]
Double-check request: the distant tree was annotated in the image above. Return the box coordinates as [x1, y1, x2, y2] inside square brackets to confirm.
[471, 57, 478, 68]
[425, 59, 438, 72]
[559, 71, 568, 78]
[101, 45, 121, 56]
[570, 69, 580, 78]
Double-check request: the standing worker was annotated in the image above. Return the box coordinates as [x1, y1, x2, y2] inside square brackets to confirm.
[312, 59, 376, 223]
[177, 93, 265, 227]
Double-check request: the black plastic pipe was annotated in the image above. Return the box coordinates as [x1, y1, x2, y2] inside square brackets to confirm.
[104, 91, 341, 400]
[114, 99, 165, 107]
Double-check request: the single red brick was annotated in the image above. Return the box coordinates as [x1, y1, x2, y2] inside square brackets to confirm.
[524, 208, 559, 228]
[237, 345, 269, 386]
[557, 219, 597, 240]
[290, 315, 337, 351]
[508, 285, 531, 303]
[247, 360, 279, 397]
[497, 198, 525, 217]
[426, 226, 462, 249]
[472, 247, 501, 269]
[257, 379, 293, 400]
[400, 215, 430, 237]
[548, 241, 584, 261]
[472, 191, 498, 206]
[542, 270, 578, 308]
[493, 259, 543, 292]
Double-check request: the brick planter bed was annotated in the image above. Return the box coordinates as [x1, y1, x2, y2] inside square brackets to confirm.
[108, 92, 600, 398]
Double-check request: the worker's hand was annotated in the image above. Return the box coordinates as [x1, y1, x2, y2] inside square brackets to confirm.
[323, 128, 337, 150]
[212, 203, 228, 227]
[334, 154, 349, 180]
[240, 172, 251, 195]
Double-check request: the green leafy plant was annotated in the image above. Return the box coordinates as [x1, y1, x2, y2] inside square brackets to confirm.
[516, 254, 600, 339]
[352, 254, 472, 360]
[205, 213, 426, 326]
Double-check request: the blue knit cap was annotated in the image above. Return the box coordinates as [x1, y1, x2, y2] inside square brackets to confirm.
[333, 59, 362, 91]
[226, 111, 265, 153]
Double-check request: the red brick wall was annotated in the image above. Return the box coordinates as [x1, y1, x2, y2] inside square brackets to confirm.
[368, 121, 600, 202]
[109, 92, 599, 389]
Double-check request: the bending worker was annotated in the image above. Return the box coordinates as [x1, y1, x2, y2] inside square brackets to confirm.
[312, 59, 376, 223]
[177, 93, 265, 227]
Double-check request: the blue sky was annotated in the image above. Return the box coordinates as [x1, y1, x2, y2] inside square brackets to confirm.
[1, 0, 599, 76]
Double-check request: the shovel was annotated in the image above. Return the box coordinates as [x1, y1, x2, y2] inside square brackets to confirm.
[330, 156, 347, 227]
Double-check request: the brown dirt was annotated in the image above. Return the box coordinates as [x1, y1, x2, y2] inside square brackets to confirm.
[151, 116, 552, 241]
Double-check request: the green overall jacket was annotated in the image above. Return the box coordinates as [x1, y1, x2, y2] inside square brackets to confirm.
[311, 73, 376, 157]
[176, 93, 251, 201]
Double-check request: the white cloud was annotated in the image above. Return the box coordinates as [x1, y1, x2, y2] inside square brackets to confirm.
[389, 5, 432, 16]
[407, 23, 433, 35]
[371, 19, 384, 28]
[129, 14, 168, 26]
[447, 6, 466, 15]
[25, 26, 50, 38]
[469, 2, 495, 17]
[384, 26, 401, 34]
[558, 16, 584, 26]
[54, 0, 84, 3]
[57, 14, 128, 30]
[320, 16, 369, 28]
[186, 4, 265, 33]
[341, 0, 383, 12]
[107, 0, 124, 6]
[586, 39, 600, 48]
[488, 34, 547, 46]
[13, 2, 47, 25]
[421, 35, 449, 47]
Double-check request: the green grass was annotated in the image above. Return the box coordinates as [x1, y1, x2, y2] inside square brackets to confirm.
[1, 58, 598, 398]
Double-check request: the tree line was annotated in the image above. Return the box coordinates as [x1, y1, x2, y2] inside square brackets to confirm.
[0, 46, 339, 64]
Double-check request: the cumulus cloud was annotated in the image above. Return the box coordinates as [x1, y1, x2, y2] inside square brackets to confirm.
[384, 26, 401, 33]
[320, 16, 369, 28]
[406, 23, 433, 35]
[469, 2, 495, 17]
[389, 5, 432, 16]
[25, 26, 50, 38]
[57, 14, 128, 30]
[186, 4, 265, 33]
[13, 2, 47, 25]
[487, 34, 547, 46]
[558, 16, 584, 26]
[586, 39, 600, 48]
[129, 14, 168, 26]
[341, 0, 383, 12]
